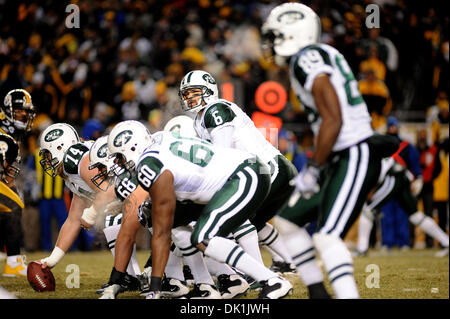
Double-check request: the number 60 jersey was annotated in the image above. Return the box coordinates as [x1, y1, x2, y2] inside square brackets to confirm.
[290, 43, 373, 152]
[136, 131, 255, 204]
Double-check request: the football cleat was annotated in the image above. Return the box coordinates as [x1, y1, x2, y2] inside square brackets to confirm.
[258, 276, 293, 299]
[435, 247, 449, 258]
[182, 265, 195, 287]
[269, 261, 297, 274]
[183, 283, 222, 299]
[3, 255, 27, 277]
[99, 284, 122, 299]
[137, 273, 151, 296]
[160, 277, 190, 298]
[95, 273, 140, 294]
[217, 274, 249, 299]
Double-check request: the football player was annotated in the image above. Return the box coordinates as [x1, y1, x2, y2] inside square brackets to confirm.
[0, 89, 35, 277]
[100, 120, 292, 299]
[35, 123, 119, 272]
[356, 157, 449, 257]
[0, 133, 26, 276]
[179, 70, 299, 275]
[262, 3, 398, 298]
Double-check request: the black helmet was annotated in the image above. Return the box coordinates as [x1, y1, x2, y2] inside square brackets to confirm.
[2, 89, 36, 132]
[0, 133, 20, 181]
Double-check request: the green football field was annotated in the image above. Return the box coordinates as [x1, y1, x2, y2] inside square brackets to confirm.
[0, 248, 448, 299]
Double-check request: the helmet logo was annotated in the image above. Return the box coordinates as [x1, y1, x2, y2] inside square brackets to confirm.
[169, 124, 181, 132]
[202, 74, 216, 85]
[3, 95, 11, 107]
[44, 129, 64, 142]
[97, 143, 108, 158]
[277, 11, 305, 23]
[0, 141, 8, 153]
[113, 130, 133, 147]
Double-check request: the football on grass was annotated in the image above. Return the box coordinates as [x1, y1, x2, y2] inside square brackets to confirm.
[27, 261, 56, 292]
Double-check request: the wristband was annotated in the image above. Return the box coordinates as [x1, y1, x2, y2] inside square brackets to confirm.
[81, 205, 98, 225]
[150, 276, 162, 291]
[41, 246, 65, 268]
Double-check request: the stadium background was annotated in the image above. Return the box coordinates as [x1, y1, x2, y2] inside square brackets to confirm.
[0, 0, 448, 272]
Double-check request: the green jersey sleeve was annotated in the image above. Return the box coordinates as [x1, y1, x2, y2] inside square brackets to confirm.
[203, 102, 236, 130]
[136, 153, 165, 191]
[63, 143, 89, 175]
[292, 45, 334, 91]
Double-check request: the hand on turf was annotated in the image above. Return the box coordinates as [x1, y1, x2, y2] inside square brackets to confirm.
[80, 218, 93, 230]
[145, 291, 161, 299]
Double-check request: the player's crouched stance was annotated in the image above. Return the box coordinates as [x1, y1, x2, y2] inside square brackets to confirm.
[100, 121, 292, 299]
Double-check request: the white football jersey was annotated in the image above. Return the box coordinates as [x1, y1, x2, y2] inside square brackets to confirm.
[62, 140, 96, 202]
[289, 43, 373, 151]
[194, 99, 281, 164]
[136, 131, 254, 203]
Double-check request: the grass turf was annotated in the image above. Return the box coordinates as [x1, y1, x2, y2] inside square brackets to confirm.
[0, 248, 447, 299]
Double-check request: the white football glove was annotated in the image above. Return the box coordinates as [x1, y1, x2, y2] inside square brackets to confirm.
[99, 284, 122, 299]
[411, 176, 423, 197]
[289, 161, 320, 201]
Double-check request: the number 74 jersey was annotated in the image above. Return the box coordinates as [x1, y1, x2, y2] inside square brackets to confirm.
[136, 131, 255, 203]
[290, 43, 373, 152]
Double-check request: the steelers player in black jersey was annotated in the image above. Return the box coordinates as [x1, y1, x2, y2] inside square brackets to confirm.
[0, 89, 36, 277]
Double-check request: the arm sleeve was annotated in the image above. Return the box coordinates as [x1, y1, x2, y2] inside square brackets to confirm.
[406, 145, 422, 177]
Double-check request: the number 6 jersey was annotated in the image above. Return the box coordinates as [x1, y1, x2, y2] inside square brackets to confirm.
[289, 43, 373, 151]
[136, 131, 255, 203]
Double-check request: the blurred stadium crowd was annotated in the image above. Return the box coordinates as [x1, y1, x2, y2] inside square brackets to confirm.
[0, 0, 448, 252]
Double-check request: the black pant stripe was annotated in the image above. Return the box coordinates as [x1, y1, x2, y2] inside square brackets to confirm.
[328, 263, 353, 276]
[330, 272, 354, 284]
[295, 255, 315, 268]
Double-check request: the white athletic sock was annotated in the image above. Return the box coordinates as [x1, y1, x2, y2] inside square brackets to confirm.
[232, 221, 264, 264]
[6, 255, 22, 267]
[258, 223, 294, 264]
[204, 237, 276, 282]
[182, 251, 215, 285]
[410, 211, 449, 247]
[165, 250, 184, 281]
[204, 256, 236, 277]
[357, 209, 375, 253]
[103, 225, 140, 277]
[273, 218, 324, 286]
[313, 233, 359, 299]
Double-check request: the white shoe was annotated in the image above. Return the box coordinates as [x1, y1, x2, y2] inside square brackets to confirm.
[258, 276, 293, 299]
[217, 274, 249, 299]
[99, 284, 122, 299]
[160, 278, 190, 298]
[435, 247, 449, 257]
[184, 283, 222, 299]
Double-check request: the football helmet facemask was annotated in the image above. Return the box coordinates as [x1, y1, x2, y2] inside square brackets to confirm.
[179, 70, 219, 113]
[2, 89, 36, 132]
[39, 123, 80, 177]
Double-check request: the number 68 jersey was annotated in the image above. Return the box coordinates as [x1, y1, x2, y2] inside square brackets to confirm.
[136, 131, 254, 203]
[289, 43, 373, 152]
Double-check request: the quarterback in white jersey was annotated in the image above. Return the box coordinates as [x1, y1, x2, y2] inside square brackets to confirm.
[262, 3, 398, 299]
[36, 123, 116, 269]
[102, 120, 293, 299]
[179, 70, 333, 298]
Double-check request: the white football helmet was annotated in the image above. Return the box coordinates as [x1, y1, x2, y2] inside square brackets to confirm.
[39, 123, 80, 177]
[107, 120, 152, 175]
[163, 115, 198, 138]
[261, 3, 321, 58]
[179, 70, 219, 113]
[89, 135, 114, 191]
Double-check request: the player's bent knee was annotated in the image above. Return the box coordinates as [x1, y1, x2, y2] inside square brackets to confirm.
[409, 211, 425, 225]
[272, 216, 303, 237]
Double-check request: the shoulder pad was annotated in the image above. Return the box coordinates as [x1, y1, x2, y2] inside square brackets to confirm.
[63, 143, 89, 175]
[203, 102, 236, 129]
